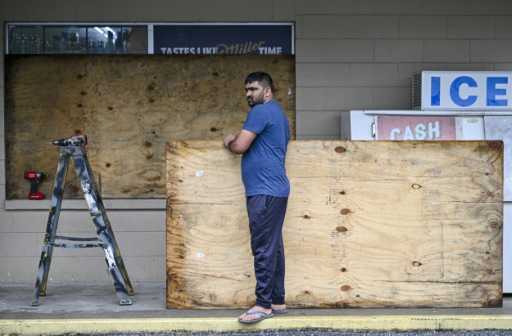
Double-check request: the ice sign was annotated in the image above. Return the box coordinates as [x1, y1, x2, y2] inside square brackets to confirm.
[419, 71, 512, 110]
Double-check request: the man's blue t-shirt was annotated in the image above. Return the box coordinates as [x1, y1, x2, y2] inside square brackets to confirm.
[241, 100, 290, 197]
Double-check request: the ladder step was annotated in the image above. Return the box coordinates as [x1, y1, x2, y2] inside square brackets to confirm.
[54, 235, 100, 241]
[49, 235, 103, 248]
[49, 242, 103, 248]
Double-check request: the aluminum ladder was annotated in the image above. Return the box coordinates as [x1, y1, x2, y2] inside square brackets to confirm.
[31, 135, 133, 306]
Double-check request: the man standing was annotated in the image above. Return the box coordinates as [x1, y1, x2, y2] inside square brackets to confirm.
[223, 72, 290, 324]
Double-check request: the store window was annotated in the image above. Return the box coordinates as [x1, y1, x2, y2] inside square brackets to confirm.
[7, 24, 148, 54]
[152, 23, 294, 55]
[6, 22, 294, 55]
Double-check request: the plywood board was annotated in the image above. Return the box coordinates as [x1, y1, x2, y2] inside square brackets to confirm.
[5, 54, 295, 199]
[166, 140, 503, 309]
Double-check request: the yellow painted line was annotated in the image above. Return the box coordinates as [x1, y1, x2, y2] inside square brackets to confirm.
[2, 315, 512, 335]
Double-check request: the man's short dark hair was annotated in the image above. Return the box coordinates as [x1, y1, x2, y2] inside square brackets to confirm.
[245, 71, 274, 92]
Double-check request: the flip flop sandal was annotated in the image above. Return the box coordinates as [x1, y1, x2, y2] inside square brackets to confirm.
[272, 308, 288, 314]
[238, 310, 274, 324]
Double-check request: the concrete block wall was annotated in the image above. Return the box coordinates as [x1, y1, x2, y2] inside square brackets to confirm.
[1, 0, 512, 283]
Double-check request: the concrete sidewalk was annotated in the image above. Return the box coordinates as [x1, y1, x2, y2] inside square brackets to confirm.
[1, 282, 511, 335]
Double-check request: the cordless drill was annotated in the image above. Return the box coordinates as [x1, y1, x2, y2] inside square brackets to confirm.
[24, 171, 45, 200]
[50, 135, 87, 146]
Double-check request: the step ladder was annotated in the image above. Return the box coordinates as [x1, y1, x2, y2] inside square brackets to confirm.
[32, 135, 134, 306]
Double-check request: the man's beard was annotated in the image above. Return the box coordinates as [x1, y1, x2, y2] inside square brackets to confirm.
[247, 94, 264, 107]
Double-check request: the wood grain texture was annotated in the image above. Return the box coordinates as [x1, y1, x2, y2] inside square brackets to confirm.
[166, 140, 503, 309]
[5, 54, 295, 199]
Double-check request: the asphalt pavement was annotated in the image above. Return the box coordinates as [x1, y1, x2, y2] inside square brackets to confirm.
[40, 331, 512, 336]
[1, 282, 512, 335]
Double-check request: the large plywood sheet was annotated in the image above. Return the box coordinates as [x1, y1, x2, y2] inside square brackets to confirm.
[166, 140, 503, 309]
[5, 55, 295, 199]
